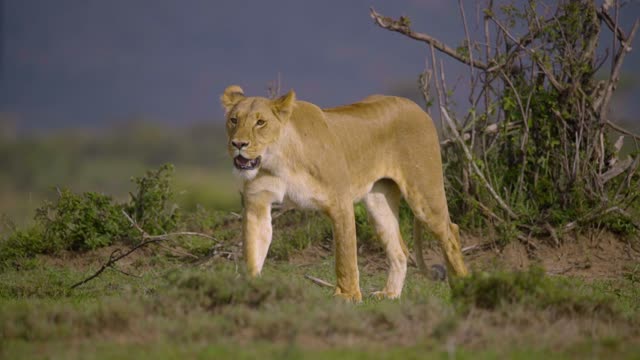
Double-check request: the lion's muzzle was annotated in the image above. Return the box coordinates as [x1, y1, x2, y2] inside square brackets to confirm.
[234, 155, 261, 170]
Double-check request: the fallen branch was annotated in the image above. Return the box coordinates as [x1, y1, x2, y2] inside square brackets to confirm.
[70, 211, 218, 289]
[304, 274, 334, 288]
[154, 242, 199, 260]
[563, 206, 621, 233]
[462, 242, 493, 254]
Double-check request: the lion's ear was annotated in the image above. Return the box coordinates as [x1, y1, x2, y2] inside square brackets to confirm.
[272, 90, 296, 120]
[221, 85, 245, 112]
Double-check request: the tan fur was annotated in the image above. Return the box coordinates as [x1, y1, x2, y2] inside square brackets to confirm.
[221, 85, 469, 302]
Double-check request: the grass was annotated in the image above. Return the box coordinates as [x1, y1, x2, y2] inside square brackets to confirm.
[1, 234, 639, 360]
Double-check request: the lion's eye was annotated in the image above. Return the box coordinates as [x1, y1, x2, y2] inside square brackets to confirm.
[229, 118, 238, 125]
[256, 119, 266, 126]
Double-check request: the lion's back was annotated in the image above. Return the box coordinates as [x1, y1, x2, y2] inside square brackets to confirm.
[319, 95, 438, 151]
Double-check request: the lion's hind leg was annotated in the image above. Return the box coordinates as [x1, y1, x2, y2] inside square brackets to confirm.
[414, 212, 468, 278]
[363, 179, 408, 299]
[401, 180, 469, 279]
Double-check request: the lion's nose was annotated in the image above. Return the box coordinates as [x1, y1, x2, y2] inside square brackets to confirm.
[231, 140, 249, 150]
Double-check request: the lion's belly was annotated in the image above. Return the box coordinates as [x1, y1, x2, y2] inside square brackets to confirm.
[281, 176, 384, 211]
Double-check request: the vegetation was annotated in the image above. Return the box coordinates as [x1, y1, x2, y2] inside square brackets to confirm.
[0, 156, 637, 358]
[372, 0, 640, 244]
[0, 164, 180, 263]
[1, 248, 638, 359]
[451, 267, 619, 316]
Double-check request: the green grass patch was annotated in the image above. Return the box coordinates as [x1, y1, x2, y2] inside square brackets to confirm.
[451, 267, 621, 317]
[1, 253, 639, 359]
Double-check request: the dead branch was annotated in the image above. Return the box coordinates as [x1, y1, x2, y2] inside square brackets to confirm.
[370, 7, 489, 70]
[70, 211, 218, 289]
[462, 242, 493, 254]
[266, 72, 282, 99]
[441, 107, 518, 219]
[544, 222, 560, 247]
[154, 242, 199, 259]
[562, 205, 621, 233]
[429, 45, 446, 131]
[458, 0, 476, 81]
[606, 120, 640, 141]
[597, 6, 628, 42]
[598, 19, 639, 118]
[304, 274, 334, 288]
[109, 265, 142, 278]
[601, 157, 634, 183]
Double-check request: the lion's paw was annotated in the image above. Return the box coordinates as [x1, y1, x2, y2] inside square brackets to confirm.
[370, 289, 400, 300]
[334, 288, 362, 303]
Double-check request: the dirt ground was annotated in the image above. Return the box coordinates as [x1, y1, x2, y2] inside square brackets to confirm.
[458, 232, 639, 280]
[289, 230, 640, 283]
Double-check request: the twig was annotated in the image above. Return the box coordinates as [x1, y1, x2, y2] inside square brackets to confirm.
[606, 120, 640, 141]
[548, 266, 573, 276]
[487, 14, 565, 92]
[109, 265, 142, 278]
[441, 107, 518, 219]
[153, 242, 199, 260]
[430, 45, 446, 131]
[370, 7, 489, 70]
[517, 234, 538, 250]
[70, 211, 218, 289]
[544, 222, 560, 247]
[272, 208, 292, 219]
[598, 19, 639, 119]
[123, 210, 218, 242]
[70, 249, 122, 289]
[304, 274, 334, 288]
[598, 6, 628, 43]
[563, 206, 621, 233]
[458, 0, 476, 81]
[461, 242, 493, 254]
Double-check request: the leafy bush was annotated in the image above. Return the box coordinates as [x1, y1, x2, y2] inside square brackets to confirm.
[0, 164, 180, 262]
[35, 190, 128, 251]
[0, 226, 48, 261]
[124, 164, 179, 235]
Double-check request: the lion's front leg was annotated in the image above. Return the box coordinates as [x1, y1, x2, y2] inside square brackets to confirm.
[243, 192, 273, 277]
[328, 204, 362, 302]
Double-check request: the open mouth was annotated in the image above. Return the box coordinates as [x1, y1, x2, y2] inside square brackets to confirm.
[234, 155, 261, 170]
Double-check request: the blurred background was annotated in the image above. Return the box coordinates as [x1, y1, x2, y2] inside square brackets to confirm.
[1, 0, 639, 224]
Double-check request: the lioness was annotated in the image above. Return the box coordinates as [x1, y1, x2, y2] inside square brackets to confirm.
[221, 85, 469, 301]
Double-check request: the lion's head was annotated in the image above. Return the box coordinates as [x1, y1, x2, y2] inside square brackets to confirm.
[220, 85, 296, 179]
